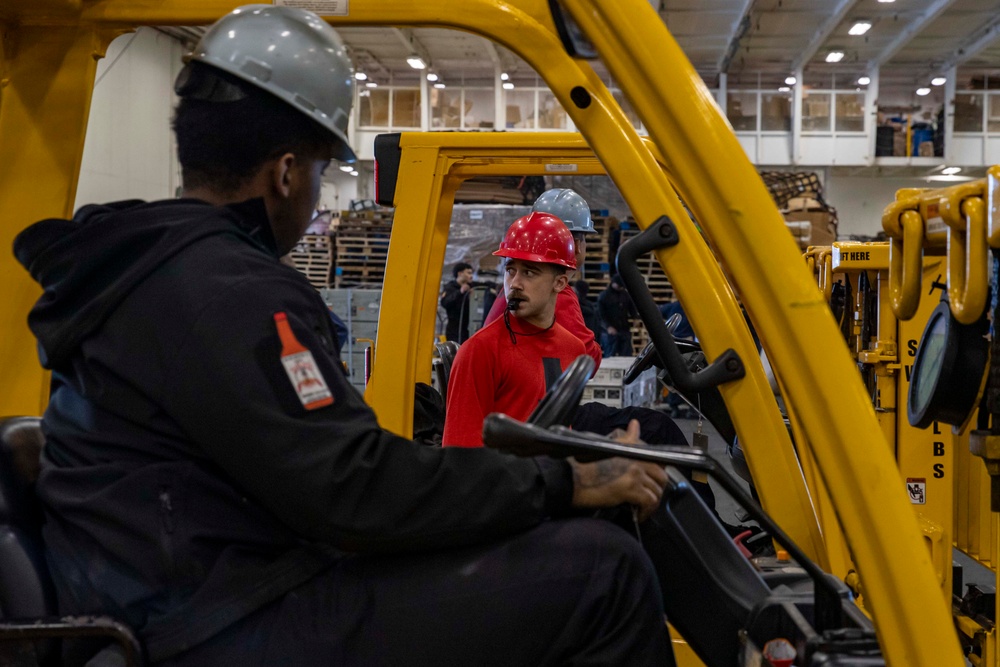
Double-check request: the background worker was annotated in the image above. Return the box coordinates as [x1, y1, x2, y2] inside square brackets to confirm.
[599, 273, 639, 356]
[574, 278, 603, 341]
[442, 212, 590, 447]
[440, 261, 474, 342]
[14, 7, 674, 665]
[484, 188, 602, 368]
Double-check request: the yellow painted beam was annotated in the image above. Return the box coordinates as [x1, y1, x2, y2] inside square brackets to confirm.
[0, 24, 122, 417]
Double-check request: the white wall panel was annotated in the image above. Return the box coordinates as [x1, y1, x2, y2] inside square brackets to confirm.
[831, 136, 868, 166]
[951, 136, 983, 165]
[353, 131, 381, 161]
[75, 29, 183, 209]
[735, 134, 756, 162]
[824, 175, 931, 238]
[759, 134, 791, 165]
[799, 136, 836, 165]
[985, 138, 1000, 166]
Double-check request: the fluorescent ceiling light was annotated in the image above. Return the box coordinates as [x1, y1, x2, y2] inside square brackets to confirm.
[916, 87, 931, 96]
[339, 165, 354, 172]
[849, 21, 872, 36]
[778, 86, 790, 92]
[858, 76, 871, 85]
[785, 76, 797, 85]
[406, 55, 426, 70]
[877, 0, 894, 3]
[433, 82, 446, 89]
[365, 81, 377, 88]
[426, 72, 439, 82]
[354, 72, 367, 81]
[502, 82, 514, 90]
[926, 175, 972, 182]
[931, 76, 946, 86]
[349, 170, 359, 177]
[825, 51, 845, 63]
[942, 166, 962, 175]
[501, 72, 510, 81]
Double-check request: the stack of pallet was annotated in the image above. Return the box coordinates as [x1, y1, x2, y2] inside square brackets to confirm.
[332, 209, 392, 287]
[287, 234, 333, 289]
[617, 223, 675, 355]
[580, 214, 615, 294]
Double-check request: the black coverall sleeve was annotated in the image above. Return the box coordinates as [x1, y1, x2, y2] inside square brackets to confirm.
[162, 276, 572, 552]
[440, 282, 463, 311]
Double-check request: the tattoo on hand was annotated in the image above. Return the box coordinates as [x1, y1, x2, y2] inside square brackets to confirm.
[575, 459, 630, 488]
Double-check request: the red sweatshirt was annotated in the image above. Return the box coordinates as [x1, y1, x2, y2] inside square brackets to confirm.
[443, 315, 586, 448]
[485, 288, 602, 368]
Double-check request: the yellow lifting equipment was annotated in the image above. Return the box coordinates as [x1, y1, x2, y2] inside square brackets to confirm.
[0, 1, 963, 664]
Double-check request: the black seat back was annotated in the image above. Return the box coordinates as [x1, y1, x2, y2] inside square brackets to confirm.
[642, 467, 771, 667]
[0, 416, 55, 621]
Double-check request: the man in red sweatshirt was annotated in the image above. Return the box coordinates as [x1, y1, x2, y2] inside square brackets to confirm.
[443, 212, 587, 447]
[483, 188, 602, 368]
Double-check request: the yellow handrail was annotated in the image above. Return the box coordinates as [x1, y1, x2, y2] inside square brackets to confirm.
[817, 249, 834, 301]
[940, 188, 989, 324]
[884, 207, 925, 321]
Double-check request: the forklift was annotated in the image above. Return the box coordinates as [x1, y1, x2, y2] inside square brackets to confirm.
[0, 1, 965, 665]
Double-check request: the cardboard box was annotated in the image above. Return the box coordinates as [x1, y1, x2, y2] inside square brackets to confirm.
[782, 200, 837, 248]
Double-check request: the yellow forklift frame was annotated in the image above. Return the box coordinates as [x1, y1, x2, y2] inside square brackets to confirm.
[0, 1, 961, 664]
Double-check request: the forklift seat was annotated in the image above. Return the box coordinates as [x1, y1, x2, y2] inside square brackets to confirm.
[644, 467, 771, 667]
[0, 417, 51, 621]
[0, 416, 144, 666]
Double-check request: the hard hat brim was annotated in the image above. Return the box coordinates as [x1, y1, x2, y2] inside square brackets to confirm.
[493, 248, 577, 270]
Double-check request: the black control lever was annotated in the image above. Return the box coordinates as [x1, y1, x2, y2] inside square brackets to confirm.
[483, 412, 845, 632]
[615, 216, 745, 392]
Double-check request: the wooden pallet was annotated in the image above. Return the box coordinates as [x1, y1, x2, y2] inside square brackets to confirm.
[288, 234, 332, 289]
[332, 224, 391, 288]
[338, 209, 394, 224]
[581, 214, 615, 293]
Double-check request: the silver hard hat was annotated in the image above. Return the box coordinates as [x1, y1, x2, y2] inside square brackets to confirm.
[531, 188, 596, 234]
[181, 4, 356, 162]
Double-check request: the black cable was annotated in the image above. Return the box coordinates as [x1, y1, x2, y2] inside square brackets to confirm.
[502, 308, 555, 346]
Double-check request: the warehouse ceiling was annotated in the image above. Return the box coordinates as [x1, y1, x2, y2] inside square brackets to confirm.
[337, 0, 1000, 92]
[160, 0, 1000, 92]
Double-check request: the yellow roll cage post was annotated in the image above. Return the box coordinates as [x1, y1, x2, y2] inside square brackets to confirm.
[0, 1, 961, 664]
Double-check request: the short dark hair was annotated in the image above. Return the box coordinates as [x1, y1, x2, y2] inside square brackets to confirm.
[172, 63, 336, 194]
[452, 262, 473, 277]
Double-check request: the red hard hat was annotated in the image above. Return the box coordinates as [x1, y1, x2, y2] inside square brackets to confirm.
[493, 212, 577, 270]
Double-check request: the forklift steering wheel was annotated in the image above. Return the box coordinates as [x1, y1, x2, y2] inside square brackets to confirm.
[624, 336, 703, 386]
[526, 355, 595, 429]
[624, 313, 687, 385]
[623, 340, 659, 385]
